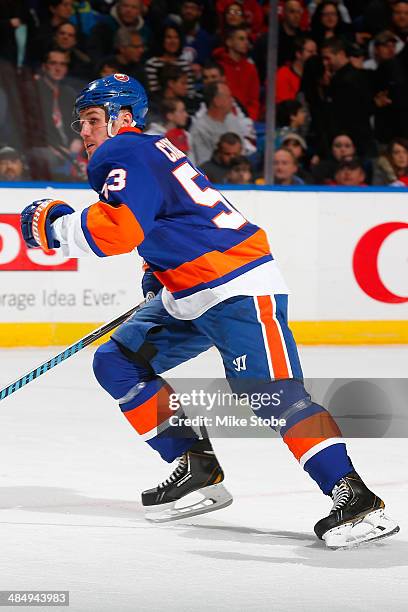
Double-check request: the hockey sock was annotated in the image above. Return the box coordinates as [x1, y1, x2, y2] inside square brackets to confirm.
[93, 339, 198, 462]
[119, 378, 198, 461]
[244, 379, 354, 494]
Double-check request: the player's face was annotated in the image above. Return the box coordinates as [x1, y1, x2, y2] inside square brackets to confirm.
[77, 107, 133, 158]
[77, 107, 110, 158]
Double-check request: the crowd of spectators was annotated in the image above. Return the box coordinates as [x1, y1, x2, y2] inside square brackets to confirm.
[0, 0, 407, 186]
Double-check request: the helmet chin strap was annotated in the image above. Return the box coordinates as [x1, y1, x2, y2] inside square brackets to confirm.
[107, 117, 136, 138]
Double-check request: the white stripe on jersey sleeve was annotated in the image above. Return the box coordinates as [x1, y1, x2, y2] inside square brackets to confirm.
[52, 210, 97, 258]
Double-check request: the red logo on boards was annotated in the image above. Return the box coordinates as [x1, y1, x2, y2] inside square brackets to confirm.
[0, 214, 77, 271]
[352, 222, 408, 303]
[114, 73, 129, 82]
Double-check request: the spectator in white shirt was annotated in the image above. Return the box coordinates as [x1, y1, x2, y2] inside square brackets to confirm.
[190, 82, 254, 165]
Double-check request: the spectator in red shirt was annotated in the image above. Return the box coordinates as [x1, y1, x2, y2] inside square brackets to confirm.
[217, 1, 248, 39]
[372, 137, 408, 186]
[276, 36, 317, 103]
[213, 27, 260, 119]
[216, 0, 264, 41]
[163, 98, 193, 160]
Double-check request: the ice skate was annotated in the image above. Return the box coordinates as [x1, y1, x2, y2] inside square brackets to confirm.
[314, 471, 399, 549]
[142, 439, 233, 522]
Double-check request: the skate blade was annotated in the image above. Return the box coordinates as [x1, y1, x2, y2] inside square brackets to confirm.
[323, 509, 400, 549]
[144, 483, 233, 523]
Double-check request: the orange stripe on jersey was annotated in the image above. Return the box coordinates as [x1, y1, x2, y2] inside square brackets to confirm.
[155, 229, 271, 292]
[123, 386, 174, 436]
[86, 201, 144, 255]
[256, 295, 290, 378]
[283, 412, 342, 462]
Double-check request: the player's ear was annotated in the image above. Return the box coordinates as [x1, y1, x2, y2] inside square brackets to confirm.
[121, 110, 134, 127]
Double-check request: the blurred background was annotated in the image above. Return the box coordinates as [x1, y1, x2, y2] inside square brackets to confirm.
[0, 0, 407, 186]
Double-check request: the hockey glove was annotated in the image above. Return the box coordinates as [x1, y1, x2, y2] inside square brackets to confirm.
[21, 199, 74, 254]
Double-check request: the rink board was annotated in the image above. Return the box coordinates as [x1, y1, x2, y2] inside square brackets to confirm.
[0, 184, 407, 345]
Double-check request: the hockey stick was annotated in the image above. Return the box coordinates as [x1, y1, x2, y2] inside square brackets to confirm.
[0, 301, 144, 402]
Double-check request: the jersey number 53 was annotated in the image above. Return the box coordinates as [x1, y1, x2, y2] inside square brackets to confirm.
[102, 164, 247, 231]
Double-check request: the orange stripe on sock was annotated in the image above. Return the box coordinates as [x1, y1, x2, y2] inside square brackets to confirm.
[124, 386, 175, 435]
[283, 412, 342, 462]
[256, 295, 290, 378]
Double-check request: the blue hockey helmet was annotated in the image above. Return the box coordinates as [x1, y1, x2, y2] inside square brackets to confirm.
[73, 73, 148, 129]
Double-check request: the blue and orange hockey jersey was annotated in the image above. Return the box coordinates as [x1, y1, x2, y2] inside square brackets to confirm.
[53, 127, 288, 319]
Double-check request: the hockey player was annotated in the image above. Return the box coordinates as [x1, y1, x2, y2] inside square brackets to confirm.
[21, 74, 399, 548]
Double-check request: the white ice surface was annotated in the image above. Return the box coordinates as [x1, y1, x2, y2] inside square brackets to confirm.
[0, 345, 407, 612]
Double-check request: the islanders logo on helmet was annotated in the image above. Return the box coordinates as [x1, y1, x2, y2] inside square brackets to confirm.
[114, 73, 130, 82]
[73, 74, 148, 130]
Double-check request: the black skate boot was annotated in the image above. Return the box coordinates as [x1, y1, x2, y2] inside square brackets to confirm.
[314, 471, 399, 548]
[142, 439, 233, 522]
